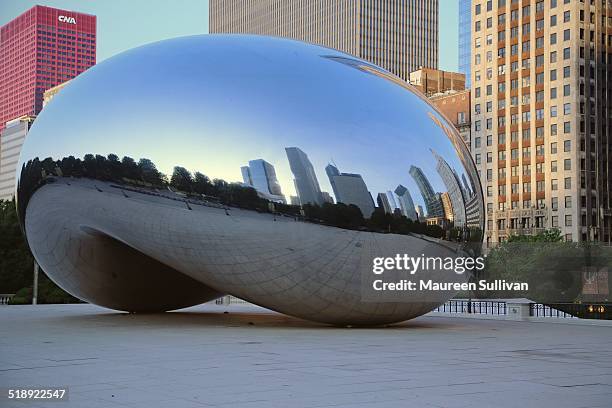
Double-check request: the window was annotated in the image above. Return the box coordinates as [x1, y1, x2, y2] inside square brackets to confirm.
[551, 15, 557, 26]
[563, 29, 570, 41]
[497, 151, 505, 161]
[563, 85, 570, 96]
[565, 196, 572, 208]
[512, 166, 519, 177]
[475, 153, 482, 164]
[511, 148, 519, 159]
[563, 103, 571, 115]
[536, 162, 544, 173]
[475, 21, 481, 32]
[565, 214, 572, 227]
[551, 142, 558, 154]
[563, 10, 570, 23]
[487, 17, 493, 29]
[475, 104, 481, 114]
[487, 168, 493, 181]
[564, 159, 571, 170]
[564, 140, 571, 151]
[536, 109, 544, 120]
[537, 180, 545, 192]
[487, 186, 493, 197]
[551, 88, 557, 99]
[551, 161, 558, 172]
[536, 37, 544, 49]
[550, 33, 557, 45]
[475, 120, 481, 131]
[487, 134, 493, 146]
[475, 4, 481, 14]
[551, 124, 558, 136]
[564, 177, 571, 189]
[475, 137, 482, 148]
[551, 105, 558, 117]
[486, 118, 493, 129]
[564, 122, 571, 133]
[563, 66, 571, 78]
[536, 19, 544, 31]
[550, 51, 557, 63]
[488, 152, 494, 163]
[499, 134, 506, 144]
[536, 145, 545, 156]
[550, 69, 557, 81]
[523, 164, 531, 175]
[551, 179, 558, 191]
[552, 197, 558, 211]
[523, 183, 531, 193]
[551, 215, 558, 227]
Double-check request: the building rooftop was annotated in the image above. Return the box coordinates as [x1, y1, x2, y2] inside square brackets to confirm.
[1, 302, 611, 408]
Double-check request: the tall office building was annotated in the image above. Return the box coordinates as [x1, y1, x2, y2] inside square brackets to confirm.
[0, 116, 35, 200]
[409, 165, 445, 217]
[394, 184, 418, 220]
[0, 6, 96, 201]
[325, 163, 375, 217]
[209, 0, 439, 81]
[285, 147, 324, 206]
[416, 204, 425, 219]
[469, 0, 611, 243]
[459, 0, 472, 88]
[241, 159, 286, 203]
[0, 5, 96, 133]
[377, 192, 393, 214]
[433, 149, 467, 227]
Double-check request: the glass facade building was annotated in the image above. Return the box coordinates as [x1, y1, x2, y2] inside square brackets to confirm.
[458, 0, 472, 88]
[0, 5, 96, 132]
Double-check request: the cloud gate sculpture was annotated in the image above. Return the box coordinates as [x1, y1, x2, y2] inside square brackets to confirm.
[16, 35, 484, 325]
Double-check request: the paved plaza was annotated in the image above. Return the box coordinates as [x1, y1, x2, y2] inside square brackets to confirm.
[1, 303, 611, 408]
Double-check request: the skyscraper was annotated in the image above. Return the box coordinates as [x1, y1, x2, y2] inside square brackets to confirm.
[458, 0, 472, 88]
[285, 147, 324, 206]
[469, 0, 612, 243]
[0, 6, 96, 200]
[377, 192, 393, 214]
[0, 5, 96, 133]
[0, 116, 34, 200]
[394, 184, 418, 220]
[432, 149, 467, 227]
[209, 0, 439, 81]
[416, 205, 425, 219]
[325, 163, 375, 218]
[241, 159, 285, 203]
[409, 165, 444, 218]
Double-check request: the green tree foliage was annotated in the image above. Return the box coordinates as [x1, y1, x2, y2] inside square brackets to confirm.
[480, 229, 610, 302]
[170, 166, 194, 192]
[0, 199, 78, 303]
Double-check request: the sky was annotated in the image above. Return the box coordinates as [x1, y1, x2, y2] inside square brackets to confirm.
[0, 0, 459, 71]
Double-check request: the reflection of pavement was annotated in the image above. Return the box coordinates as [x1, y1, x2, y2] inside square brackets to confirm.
[26, 178, 464, 325]
[1, 303, 611, 408]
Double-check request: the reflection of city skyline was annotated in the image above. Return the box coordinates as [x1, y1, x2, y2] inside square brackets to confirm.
[234, 145, 475, 226]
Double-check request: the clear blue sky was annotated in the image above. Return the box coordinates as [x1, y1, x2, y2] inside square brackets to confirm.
[0, 0, 459, 71]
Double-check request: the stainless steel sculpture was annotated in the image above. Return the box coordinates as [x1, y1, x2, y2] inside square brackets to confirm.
[16, 35, 484, 325]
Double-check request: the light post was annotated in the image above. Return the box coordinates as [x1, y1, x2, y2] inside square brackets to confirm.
[32, 262, 39, 305]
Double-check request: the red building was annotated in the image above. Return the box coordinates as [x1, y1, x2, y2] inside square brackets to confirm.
[0, 5, 96, 132]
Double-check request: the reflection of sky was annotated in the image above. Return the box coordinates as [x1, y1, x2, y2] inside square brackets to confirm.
[20, 35, 474, 210]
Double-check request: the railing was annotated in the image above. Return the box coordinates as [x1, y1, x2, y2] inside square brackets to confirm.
[0, 294, 15, 305]
[530, 303, 612, 320]
[433, 299, 507, 315]
[214, 295, 250, 305]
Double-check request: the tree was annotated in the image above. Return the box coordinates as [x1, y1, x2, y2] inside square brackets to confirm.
[170, 166, 193, 192]
[193, 172, 213, 195]
[0, 199, 77, 304]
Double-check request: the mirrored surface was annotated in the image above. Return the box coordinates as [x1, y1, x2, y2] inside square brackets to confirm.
[17, 35, 484, 325]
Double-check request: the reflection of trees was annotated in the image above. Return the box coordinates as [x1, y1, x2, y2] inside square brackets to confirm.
[18, 153, 449, 239]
